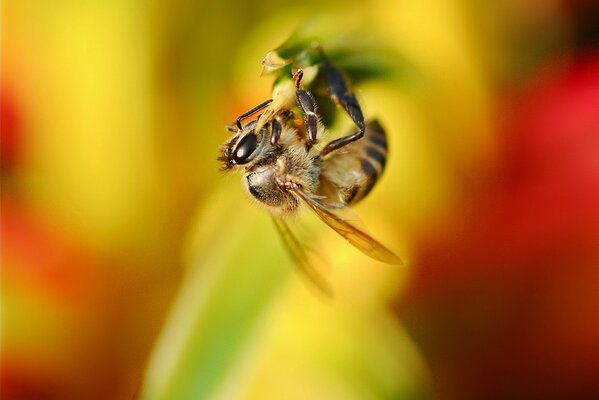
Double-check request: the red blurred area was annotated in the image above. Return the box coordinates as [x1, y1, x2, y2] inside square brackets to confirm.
[1, 198, 96, 301]
[2, 198, 99, 399]
[0, 87, 23, 172]
[0, 198, 154, 400]
[396, 53, 599, 399]
[1, 354, 63, 400]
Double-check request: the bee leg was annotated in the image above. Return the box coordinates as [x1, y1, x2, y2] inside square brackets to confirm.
[225, 98, 273, 132]
[319, 127, 364, 156]
[270, 116, 282, 145]
[293, 69, 319, 149]
[324, 65, 365, 132]
[315, 47, 366, 156]
[270, 109, 296, 145]
[275, 177, 297, 193]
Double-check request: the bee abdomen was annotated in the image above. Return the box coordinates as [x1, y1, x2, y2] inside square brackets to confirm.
[319, 120, 389, 206]
[347, 120, 388, 204]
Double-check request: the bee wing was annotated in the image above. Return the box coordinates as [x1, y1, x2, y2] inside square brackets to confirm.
[289, 183, 404, 265]
[272, 217, 332, 296]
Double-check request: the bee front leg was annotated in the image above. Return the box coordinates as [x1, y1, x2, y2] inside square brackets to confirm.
[293, 69, 319, 149]
[270, 117, 282, 145]
[270, 109, 296, 145]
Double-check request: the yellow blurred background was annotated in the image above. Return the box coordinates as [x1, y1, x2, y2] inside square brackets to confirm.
[2, 0, 599, 399]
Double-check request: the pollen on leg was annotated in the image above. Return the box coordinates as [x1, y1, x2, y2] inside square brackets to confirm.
[275, 177, 286, 191]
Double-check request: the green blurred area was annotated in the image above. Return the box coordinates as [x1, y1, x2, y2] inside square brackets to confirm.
[3, 0, 592, 399]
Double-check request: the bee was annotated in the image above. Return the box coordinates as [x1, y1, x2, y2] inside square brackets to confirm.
[220, 50, 402, 293]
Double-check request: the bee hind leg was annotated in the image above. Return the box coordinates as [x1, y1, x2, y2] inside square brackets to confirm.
[315, 46, 366, 156]
[319, 126, 365, 156]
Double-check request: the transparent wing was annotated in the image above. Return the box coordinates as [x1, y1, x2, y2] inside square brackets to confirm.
[290, 183, 404, 265]
[272, 217, 332, 296]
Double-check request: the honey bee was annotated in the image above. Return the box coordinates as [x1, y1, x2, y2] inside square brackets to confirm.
[220, 50, 402, 293]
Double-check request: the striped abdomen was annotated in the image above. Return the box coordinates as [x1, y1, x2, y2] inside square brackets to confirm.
[318, 120, 388, 207]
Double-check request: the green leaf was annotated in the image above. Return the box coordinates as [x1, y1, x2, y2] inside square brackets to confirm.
[265, 24, 417, 88]
[139, 188, 291, 400]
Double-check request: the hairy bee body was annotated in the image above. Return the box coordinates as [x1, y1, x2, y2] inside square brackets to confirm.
[244, 127, 322, 216]
[219, 46, 402, 278]
[222, 120, 387, 216]
[318, 120, 388, 208]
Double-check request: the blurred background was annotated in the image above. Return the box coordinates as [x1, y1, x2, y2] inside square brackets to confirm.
[2, 0, 599, 399]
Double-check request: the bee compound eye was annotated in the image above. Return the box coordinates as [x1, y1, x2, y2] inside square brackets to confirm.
[232, 133, 258, 164]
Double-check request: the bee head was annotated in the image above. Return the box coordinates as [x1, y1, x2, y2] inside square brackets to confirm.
[218, 121, 267, 171]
